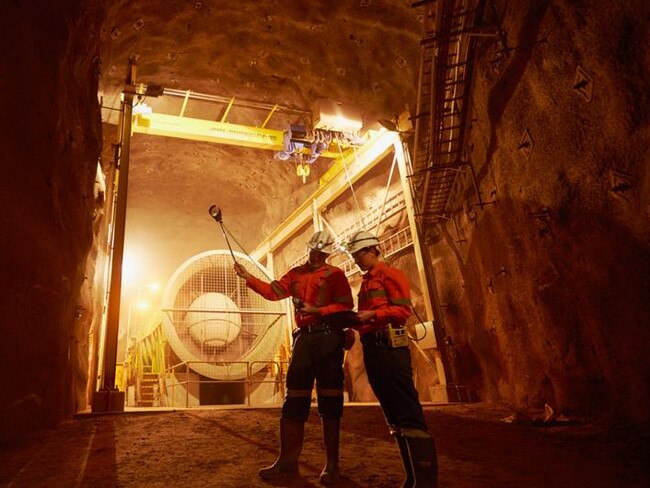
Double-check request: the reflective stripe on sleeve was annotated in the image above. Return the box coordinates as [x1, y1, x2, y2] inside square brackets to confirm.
[271, 281, 284, 297]
[333, 295, 353, 304]
[358, 289, 387, 301]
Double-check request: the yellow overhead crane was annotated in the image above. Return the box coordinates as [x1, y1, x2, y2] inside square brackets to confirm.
[127, 84, 363, 181]
[133, 111, 288, 152]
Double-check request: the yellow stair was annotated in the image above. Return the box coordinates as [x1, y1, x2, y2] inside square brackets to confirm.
[138, 373, 159, 407]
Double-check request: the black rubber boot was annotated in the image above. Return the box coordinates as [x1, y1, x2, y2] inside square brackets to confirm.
[319, 417, 341, 485]
[402, 429, 438, 487]
[258, 418, 305, 479]
[395, 433, 415, 488]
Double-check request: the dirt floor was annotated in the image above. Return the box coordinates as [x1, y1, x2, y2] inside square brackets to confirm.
[0, 403, 648, 488]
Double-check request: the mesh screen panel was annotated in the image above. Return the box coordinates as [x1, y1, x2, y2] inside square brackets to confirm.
[162, 250, 286, 380]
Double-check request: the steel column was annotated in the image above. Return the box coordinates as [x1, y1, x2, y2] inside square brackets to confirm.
[93, 58, 137, 411]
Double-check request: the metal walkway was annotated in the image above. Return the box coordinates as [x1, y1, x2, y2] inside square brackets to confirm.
[409, 0, 487, 222]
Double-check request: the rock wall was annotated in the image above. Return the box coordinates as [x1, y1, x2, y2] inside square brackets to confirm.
[429, 0, 650, 422]
[0, 0, 104, 442]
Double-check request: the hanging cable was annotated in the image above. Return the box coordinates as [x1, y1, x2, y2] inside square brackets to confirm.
[408, 305, 428, 342]
[373, 152, 398, 236]
[319, 214, 342, 249]
[410, 331, 438, 372]
[337, 144, 366, 229]
[208, 205, 238, 265]
[220, 220, 274, 281]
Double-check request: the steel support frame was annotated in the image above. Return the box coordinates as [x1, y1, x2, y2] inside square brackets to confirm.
[250, 130, 398, 261]
[97, 66, 454, 405]
[251, 131, 451, 395]
[395, 141, 451, 393]
[92, 59, 140, 412]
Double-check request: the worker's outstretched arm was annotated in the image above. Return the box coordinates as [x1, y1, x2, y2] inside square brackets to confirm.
[234, 262, 293, 301]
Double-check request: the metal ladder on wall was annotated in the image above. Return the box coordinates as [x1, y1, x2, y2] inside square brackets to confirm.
[409, 0, 487, 222]
[399, 0, 491, 402]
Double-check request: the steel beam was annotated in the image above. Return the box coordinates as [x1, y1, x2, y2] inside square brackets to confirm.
[395, 140, 450, 389]
[251, 130, 398, 260]
[131, 112, 343, 159]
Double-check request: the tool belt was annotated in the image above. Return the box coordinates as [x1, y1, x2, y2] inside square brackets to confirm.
[361, 330, 389, 345]
[293, 323, 333, 337]
[321, 310, 359, 330]
[361, 324, 408, 348]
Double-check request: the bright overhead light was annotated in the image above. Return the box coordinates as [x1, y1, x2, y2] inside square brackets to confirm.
[132, 102, 152, 115]
[313, 99, 362, 133]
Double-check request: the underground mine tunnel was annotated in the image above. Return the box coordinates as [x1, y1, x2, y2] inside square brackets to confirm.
[1, 0, 649, 487]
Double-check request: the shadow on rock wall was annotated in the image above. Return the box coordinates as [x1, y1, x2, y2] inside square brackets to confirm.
[432, 196, 650, 423]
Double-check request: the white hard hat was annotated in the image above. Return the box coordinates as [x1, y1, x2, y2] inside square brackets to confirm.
[345, 230, 380, 254]
[307, 230, 335, 254]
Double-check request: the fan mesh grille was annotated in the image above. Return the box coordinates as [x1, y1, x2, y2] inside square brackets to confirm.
[162, 250, 286, 380]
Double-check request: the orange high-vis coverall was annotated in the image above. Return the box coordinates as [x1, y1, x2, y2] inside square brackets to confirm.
[246, 262, 353, 328]
[357, 261, 412, 337]
[245, 261, 353, 420]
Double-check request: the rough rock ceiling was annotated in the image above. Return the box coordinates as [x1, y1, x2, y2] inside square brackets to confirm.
[99, 0, 422, 286]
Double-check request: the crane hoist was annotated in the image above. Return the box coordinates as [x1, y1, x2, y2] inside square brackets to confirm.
[125, 84, 366, 182]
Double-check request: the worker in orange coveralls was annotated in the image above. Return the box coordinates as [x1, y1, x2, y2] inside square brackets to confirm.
[345, 230, 438, 488]
[234, 230, 354, 485]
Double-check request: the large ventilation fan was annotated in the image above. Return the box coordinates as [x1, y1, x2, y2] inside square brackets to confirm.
[161, 250, 287, 381]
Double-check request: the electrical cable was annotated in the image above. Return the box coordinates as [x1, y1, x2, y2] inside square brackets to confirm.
[337, 144, 366, 229]
[405, 304, 440, 375]
[319, 215, 342, 251]
[208, 205, 277, 285]
[208, 205, 238, 265]
[373, 153, 398, 236]
[220, 220, 273, 281]
[407, 304, 428, 342]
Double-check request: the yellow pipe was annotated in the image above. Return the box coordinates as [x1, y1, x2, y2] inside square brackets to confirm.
[179, 90, 191, 117]
[220, 97, 235, 122]
[260, 104, 278, 128]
